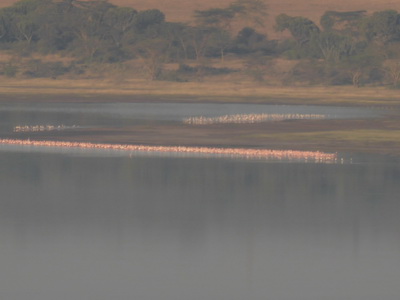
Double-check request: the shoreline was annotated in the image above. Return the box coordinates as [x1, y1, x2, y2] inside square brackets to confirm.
[4, 115, 400, 157]
[1, 80, 400, 157]
[0, 139, 338, 163]
[1, 78, 400, 107]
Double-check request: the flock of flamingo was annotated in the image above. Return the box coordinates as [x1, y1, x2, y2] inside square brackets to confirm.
[0, 138, 338, 162]
[13, 125, 77, 132]
[183, 113, 326, 125]
[2, 112, 339, 162]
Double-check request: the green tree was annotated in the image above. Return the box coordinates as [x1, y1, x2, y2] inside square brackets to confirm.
[275, 14, 320, 45]
[35, 2, 76, 52]
[10, 0, 52, 14]
[0, 9, 13, 42]
[229, 0, 268, 28]
[232, 26, 269, 54]
[313, 31, 355, 62]
[193, 6, 236, 61]
[244, 53, 274, 82]
[134, 37, 169, 80]
[188, 26, 214, 61]
[104, 6, 137, 48]
[194, 0, 268, 31]
[383, 59, 400, 87]
[158, 22, 194, 62]
[193, 0, 268, 60]
[362, 10, 400, 45]
[194, 8, 236, 30]
[69, 1, 115, 60]
[207, 28, 232, 61]
[133, 9, 165, 32]
[340, 50, 383, 87]
[320, 10, 366, 35]
[6, 0, 53, 45]
[275, 14, 321, 59]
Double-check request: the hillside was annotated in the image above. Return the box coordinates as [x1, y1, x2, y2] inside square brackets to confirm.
[106, 0, 400, 37]
[111, 0, 400, 22]
[2, 0, 400, 36]
[1, 0, 400, 88]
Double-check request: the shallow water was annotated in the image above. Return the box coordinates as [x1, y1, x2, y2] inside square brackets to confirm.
[0, 102, 381, 132]
[0, 150, 399, 300]
[0, 103, 398, 300]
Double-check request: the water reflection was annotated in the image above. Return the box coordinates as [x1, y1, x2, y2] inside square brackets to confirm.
[0, 151, 399, 300]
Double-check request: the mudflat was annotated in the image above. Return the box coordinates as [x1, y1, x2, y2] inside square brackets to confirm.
[1, 79, 400, 156]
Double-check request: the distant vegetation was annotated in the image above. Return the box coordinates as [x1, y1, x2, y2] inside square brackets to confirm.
[1, 0, 400, 87]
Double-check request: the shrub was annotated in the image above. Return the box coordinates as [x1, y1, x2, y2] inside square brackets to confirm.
[244, 55, 274, 82]
[177, 64, 235, 76]
[23, 60, 68, 78]
[178, 63, 196, 74]
[158, 70, 188, 82]
[285, 60, 323, 84]
[2, 63, 18, 77]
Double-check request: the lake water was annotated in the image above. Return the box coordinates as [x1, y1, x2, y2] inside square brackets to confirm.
[0, 102, 380, 131]
[0, 103, 399, 300]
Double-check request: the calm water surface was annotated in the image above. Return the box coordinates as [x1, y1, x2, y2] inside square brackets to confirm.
[0, 103, 399, 300]
[0, 149, 399, 300]
[0, 102, 381, 131]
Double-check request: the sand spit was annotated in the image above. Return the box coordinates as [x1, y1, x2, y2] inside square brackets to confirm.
[0, 139, 337, 162]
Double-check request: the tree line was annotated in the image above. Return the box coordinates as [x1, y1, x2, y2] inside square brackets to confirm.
[1, 0, 400, 86]
[275, 10, 400, 86]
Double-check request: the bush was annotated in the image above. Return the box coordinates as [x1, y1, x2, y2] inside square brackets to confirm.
[178, 63, 196, 74]
[11, 41, 35, 57]
[177, 64, 235, 76]
[2, 64, 18, 77]
[368, 67, 385, 84]
[329, 72, 352, 85]
[244, 55, 274, 82]
[23, 60, 68, 78]
[158, 70, 187, 82]
[67, 62, 86, 75]
[284, 60, 326, 85]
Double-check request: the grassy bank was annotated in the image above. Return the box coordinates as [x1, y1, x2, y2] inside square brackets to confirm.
[1, 78, 400, 107]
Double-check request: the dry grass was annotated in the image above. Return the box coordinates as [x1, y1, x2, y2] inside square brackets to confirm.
[0, 53, 74, 64]
[0, 0, 16, 8]
[1, 77, 400, 107]
[0, 53, 14, 62]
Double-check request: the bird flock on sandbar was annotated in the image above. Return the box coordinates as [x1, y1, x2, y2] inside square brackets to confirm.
[0, 139, 338, 163]
[13, 125, 77, 132]
[183, 113, 326, 125]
